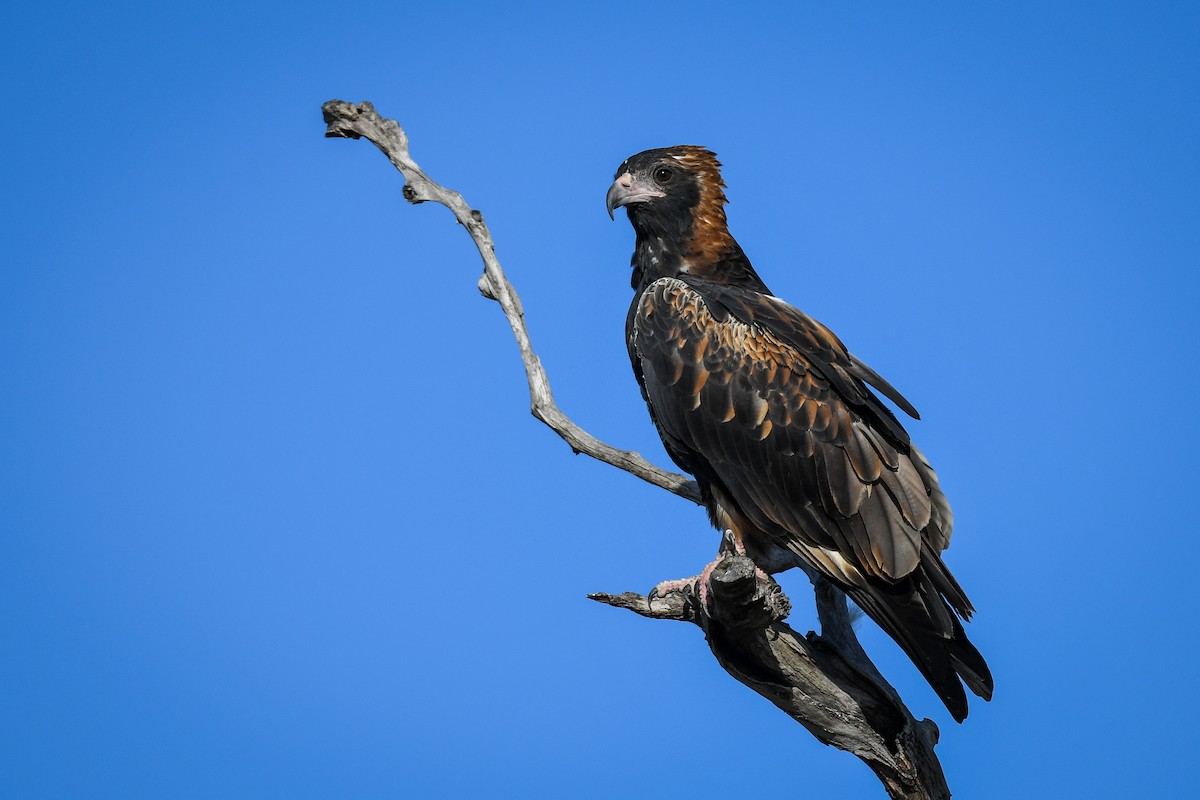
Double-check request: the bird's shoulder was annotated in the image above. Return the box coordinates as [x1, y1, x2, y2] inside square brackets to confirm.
[633, 276, 916, 443]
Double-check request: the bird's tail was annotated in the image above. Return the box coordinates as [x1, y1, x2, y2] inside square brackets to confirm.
[846, 557, 993, 722]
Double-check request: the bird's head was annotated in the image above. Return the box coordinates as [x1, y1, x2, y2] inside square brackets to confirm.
[606, 146, 726, 229]
[608, 146, 757, 289]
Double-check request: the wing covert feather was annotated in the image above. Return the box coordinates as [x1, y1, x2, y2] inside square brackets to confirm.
[632, 277, 947, 582]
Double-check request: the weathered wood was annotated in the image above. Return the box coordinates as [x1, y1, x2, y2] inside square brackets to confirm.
[323, 99, 953, 799]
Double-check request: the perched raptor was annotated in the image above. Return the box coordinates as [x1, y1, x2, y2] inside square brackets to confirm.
[607, 146, 993, 721]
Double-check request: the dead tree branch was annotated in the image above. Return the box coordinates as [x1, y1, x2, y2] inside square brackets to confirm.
[321, 100, 699, 505]
[592, 560, 947, 800]
[322, 99, 950, 800]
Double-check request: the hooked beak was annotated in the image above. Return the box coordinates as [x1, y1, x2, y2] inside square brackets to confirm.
[606, 172, 666, 220]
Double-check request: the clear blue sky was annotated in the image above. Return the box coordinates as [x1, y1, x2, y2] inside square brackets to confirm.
[3, 2, 1198, 798]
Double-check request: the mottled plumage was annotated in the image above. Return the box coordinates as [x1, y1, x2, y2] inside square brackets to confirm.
[608, 146, 992, 721]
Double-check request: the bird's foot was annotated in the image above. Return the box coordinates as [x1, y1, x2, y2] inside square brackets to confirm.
[648, 576, 698, 603]
[647, 533, 768, 616]
[647, 557, 731, 615]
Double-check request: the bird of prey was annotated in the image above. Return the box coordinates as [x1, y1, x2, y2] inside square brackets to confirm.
[607, 146, 992, 721]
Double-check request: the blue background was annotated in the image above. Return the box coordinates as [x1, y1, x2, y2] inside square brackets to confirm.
[4, 2, 1198, 797]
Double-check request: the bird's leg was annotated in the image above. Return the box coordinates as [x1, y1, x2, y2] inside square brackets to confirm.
[719, 528, 746, 556]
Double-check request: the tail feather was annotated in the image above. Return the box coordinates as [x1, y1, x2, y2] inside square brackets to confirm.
[846, 573, 992, 723]
[947, 615, 993, 701]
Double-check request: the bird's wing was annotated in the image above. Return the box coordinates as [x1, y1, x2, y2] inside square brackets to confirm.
[631, 276, 952, 582]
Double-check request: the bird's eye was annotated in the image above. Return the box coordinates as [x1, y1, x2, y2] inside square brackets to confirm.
[653, 167, 673, 185]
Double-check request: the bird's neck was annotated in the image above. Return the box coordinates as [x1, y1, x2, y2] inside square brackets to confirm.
[630, 218, 771, 294]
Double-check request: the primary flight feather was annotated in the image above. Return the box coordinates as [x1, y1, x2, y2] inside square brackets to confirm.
[608, 146, 992, 721]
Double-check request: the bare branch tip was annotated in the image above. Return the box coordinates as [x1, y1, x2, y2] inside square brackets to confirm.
[587, 592, 642, 610]
[588, 590, 693, 622]
[321, 99, 363, 138]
